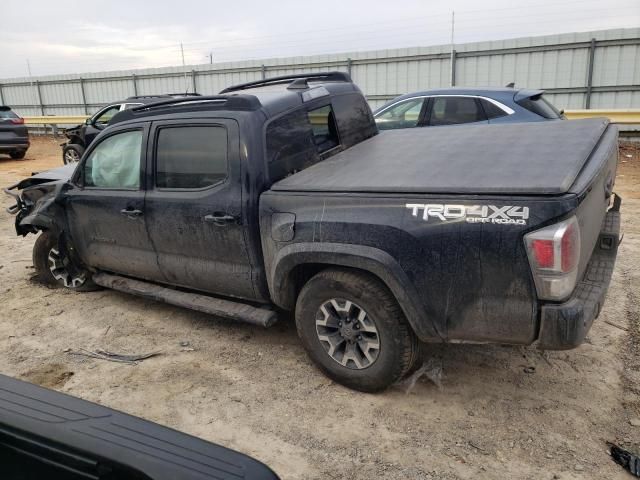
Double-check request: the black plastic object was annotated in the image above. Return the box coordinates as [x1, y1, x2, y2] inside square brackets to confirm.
[0, 374, 279, 480]
[608, 442, 640, 477]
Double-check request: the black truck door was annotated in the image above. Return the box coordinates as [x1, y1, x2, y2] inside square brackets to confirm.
[65, 124, 164, 281]
[144, 119, 257, 301]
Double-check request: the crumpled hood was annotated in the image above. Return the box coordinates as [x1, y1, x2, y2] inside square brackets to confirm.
[16, 163, 76, 190]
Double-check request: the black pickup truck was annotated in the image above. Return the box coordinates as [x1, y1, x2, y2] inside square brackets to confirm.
[5, 72, 621, 392]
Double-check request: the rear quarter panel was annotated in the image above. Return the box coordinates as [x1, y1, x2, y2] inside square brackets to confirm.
[260, 191, 578, 344]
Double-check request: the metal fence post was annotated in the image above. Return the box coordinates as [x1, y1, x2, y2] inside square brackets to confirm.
[191, 70, 197, 94]
[34, 80, 46, 134]
[585, 38, 596, 109]
[347, 58, 352, 77]
[79, 77, 89, 114]
[450, 49, 457, 87]
[35, 80, 44, 115]
[261, 64, 266, 80]
[132, 74, 138, 96]
[0, 84, 4, 105]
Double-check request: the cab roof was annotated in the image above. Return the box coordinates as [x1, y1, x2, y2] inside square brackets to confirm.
[109, 72, 358, 125]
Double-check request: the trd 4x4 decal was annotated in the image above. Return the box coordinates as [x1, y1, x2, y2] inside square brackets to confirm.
[406, 203, 529, 225]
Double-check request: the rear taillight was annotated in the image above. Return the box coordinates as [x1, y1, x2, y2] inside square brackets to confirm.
[524, 216, 581, 301]
[9, 118, 24, 125]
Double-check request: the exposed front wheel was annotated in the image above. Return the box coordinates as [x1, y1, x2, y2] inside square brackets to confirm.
[62, 144, 84, 164]
[9, 151, 26, 159]
[32, 231, 98, 291]
[295, 268, 418, 392]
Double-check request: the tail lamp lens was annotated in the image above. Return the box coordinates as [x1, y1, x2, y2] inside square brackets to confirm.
[524, 216, 581, 301]
[10, 118, 24, 125]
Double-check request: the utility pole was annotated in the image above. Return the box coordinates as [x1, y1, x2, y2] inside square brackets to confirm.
[450, 11, 455, 87]
[180, 42, 189, 93]
[208, 52, 213, 65]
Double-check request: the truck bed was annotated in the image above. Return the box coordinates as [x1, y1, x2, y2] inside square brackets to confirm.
[272, 118, 612, 195]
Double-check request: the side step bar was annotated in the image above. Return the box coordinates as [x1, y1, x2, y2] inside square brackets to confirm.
[93, 273, 278, 327]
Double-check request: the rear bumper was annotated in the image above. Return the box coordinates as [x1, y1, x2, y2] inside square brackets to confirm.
[537, 197, 621, 350]
[0, 139, 30, 152]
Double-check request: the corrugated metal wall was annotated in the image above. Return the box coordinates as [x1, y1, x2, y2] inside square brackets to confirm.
[1, 27, 638, 117]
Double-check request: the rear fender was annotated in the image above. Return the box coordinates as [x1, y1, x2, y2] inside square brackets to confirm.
[269, 242, 443, 342]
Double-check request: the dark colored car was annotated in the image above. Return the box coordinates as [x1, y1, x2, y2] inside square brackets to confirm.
[374, 87, 564, 130]
[6, 72, 621, 393]
[0, 106, 29, 159]
[62, 94, 201, 164]
[0, 373, 279, 479]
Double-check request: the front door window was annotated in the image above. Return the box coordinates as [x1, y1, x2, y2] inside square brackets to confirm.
[83, 130, 142, 189]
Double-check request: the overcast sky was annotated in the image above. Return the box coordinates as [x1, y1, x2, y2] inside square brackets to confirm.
[1, 0, 639, 79]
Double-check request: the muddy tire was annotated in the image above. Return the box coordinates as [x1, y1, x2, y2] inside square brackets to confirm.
[10, 151, 26, 159]
[32, 231, 99, 291]
[295, 268, 418, 392]
[62, 144, 84, 164]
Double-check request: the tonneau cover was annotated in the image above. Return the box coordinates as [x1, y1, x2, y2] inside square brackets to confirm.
[272, 118, 610, 195]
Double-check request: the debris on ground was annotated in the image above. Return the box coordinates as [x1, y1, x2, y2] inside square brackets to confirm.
[397, 358, 443, 393]
[68, 348, 161, 365]
[608, 442, 640, 477]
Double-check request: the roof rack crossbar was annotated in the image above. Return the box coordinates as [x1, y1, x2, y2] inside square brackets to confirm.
[219, 71, 351, 93]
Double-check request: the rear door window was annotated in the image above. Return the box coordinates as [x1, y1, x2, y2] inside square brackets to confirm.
[428, 97, 486, 126]
[516, 95, 562, 119]
[155, 125, 228, 189]
[375, 98, 425, 130]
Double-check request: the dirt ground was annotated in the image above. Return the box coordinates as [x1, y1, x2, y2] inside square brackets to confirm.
[0, 136, 639, 479]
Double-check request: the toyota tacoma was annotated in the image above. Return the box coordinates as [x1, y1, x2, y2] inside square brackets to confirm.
[5, 72, 622, 392]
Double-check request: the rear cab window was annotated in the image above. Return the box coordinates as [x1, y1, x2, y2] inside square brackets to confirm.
[516, 95, 562, 119]
[155, 125, 228, 189]
[307, 105, 339, 153]
[266, 102, 343, 183]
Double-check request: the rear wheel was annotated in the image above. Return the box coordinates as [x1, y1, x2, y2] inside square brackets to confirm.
[10, 151, 26, 159]
[295, 268, 418, 392]
[62, 144, 84, 164]
[33, 231, 98, 291]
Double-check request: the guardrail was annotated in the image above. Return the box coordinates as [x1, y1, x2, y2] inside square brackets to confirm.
[21, 109, 640, 135]
[563, 109, 640, 124]
[24, 115, 88, 125]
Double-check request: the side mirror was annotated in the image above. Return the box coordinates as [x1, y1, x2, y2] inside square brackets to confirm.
[85, 118, 91, 125]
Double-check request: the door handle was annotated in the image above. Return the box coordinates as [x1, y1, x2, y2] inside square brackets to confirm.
[120, 208, 143, 217]
[204, 213, 238, 226]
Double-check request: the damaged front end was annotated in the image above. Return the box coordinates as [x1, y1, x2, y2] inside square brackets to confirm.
[4, 164, 75, 236]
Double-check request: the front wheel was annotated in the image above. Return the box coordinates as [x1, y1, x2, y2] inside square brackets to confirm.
[62, 144, 84, 164]
[32, 231, 98, 291]
[10, 151, 26, 159]
[295, 268, 418, 392]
